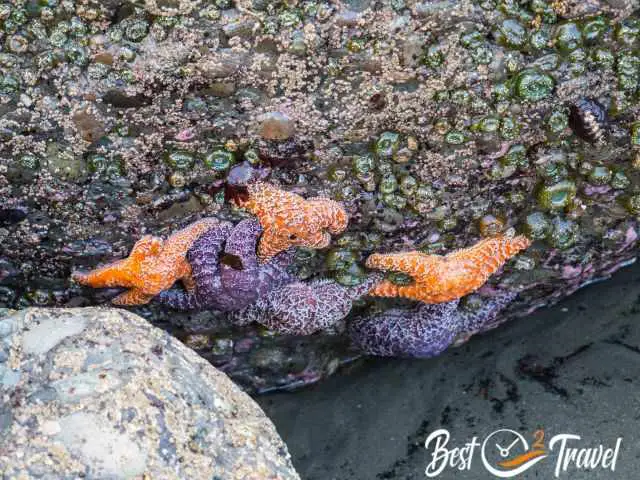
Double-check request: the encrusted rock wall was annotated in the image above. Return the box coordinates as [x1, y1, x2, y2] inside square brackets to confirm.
[0, 307, 299, 479]
[1, 0, 640, 390]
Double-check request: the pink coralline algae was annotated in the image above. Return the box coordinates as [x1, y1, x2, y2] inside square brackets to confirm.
[174, 127, 196, 141]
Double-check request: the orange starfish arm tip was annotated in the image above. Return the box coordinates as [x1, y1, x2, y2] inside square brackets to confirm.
[365, 251, 428, 273]
[368, 279, 403, 297]
[71, 258, 134, 288]
[129, 236, 163, 260]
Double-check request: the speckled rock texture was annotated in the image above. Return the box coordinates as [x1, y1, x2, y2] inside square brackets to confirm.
[0, 308, 300, 480]
[3, 0, 640, 391]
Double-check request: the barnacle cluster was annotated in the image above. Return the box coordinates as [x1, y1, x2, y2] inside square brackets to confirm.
[1, 0, 640, 389]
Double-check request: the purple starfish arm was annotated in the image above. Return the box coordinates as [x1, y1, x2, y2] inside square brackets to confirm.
[228, 274, 380, 335]
[344, 272, 384, 300]
[223, 218, 261, 270]
[457, 291, 518, 335]
[156, 221, 235, 311]
[220, 219, 261, 303]
[254, 247, 296, 298]
[239, 280, 351, 335]
[349, 292, 517, 358]
[348, 301, 460, 358]
[220, 218, 296, 306]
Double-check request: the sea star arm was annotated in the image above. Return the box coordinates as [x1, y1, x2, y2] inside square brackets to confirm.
[219, 220, 264, 306]
[223, 218, 261, 272]
[446, 234, 531, 278]
[130, 235, 163, 260]
[187, 221, 234, 290]
[71, 235, 164, 289]
[367, 279, 427, 302]
[156, 222, 233, 311]
[257, 226, 293, 263]
[365, 251, 432, 277]
[254, 282, 321, 335]
[254, 248, 296, 298]
[457, 291, 518, 335]
[345, 272, 385, 300]
[247, 278, 364, 335]
[348, 301, 461, 358]
[72, 258, 135, 289]
[155, 288, 201, 310]
[306, 198, 349, 234]
[112, 288, 155, 306]
[303, 230, 332, 250]
[162, 218, 224, 255]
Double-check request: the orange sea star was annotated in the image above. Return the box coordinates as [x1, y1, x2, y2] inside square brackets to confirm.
[231, 182, 348, 262]
[365, 234, 531, 303]
[72, 218, 221, 305]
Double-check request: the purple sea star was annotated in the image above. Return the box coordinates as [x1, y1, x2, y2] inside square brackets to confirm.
[348, 291, 517, 357]
[157, 219, 295, 311]
[228, 274, 383, 335]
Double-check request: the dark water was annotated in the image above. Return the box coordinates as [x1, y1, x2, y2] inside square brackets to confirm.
[258, 260, 640, 480]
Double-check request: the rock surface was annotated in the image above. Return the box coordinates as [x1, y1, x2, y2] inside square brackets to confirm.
[2, 0, 640, 391]
[0, 308, 299, 480]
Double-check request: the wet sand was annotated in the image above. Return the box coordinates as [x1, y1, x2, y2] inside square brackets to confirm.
[258, 260, 640, 479]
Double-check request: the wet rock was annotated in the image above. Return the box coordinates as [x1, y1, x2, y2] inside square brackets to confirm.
[0, 260, 17, 284]
[2, 0, 640, 393]
[0, 208, 26, 227]
[102, 90, 152, 108]
[196, 50, 246, 79]
[72, 108, 107, 143]
[257, 138, 313, 167]
[335, 10, 361, 26]
[0, 308, 299, 479]
[259, 112, 296, 141]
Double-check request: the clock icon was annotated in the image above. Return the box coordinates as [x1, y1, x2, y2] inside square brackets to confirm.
[481, 429, 547, 478]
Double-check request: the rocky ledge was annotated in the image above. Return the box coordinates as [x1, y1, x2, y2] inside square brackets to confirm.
[0, 307, 299, 480]
[3, 0, 640, 391]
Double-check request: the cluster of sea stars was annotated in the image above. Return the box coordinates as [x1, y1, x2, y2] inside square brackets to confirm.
[157, 219, 296, 312]
[72, 182, 531, 358]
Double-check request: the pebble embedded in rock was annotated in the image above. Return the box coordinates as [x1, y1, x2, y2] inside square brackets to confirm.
[259, 112, 296, 140]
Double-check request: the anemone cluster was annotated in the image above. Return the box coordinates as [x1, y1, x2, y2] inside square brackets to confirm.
[2, 0, 640, 389]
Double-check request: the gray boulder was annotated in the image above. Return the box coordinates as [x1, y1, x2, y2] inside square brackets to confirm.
[0, 308, 299, 480]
